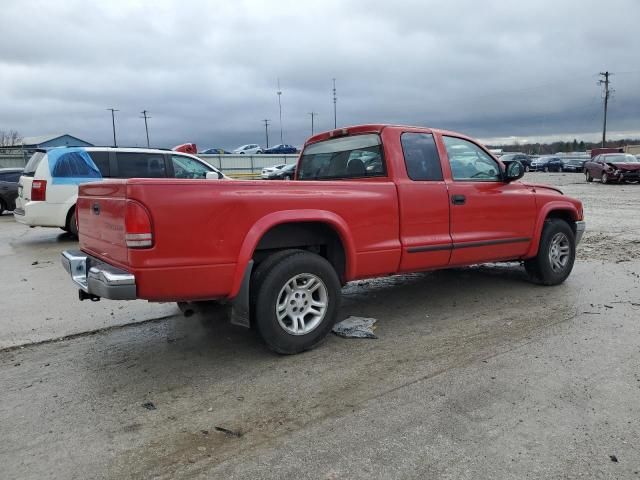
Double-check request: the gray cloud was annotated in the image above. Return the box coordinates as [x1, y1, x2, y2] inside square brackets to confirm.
[1, 0, 639, 149]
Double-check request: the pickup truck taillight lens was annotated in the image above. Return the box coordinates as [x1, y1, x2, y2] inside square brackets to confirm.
[125, 200, 153, 248]
[31, 180, 47, 201]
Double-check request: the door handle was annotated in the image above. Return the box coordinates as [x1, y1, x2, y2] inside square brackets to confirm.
[451, 194, 466, 205]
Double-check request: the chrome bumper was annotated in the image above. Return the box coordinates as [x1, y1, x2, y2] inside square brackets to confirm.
[61, 250, 137, 300]
[575, 221, 586, 245]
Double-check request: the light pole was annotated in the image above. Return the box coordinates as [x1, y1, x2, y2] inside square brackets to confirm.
[140, 110, 151, 147]
[309, 112, 317, 135]
[107, 108, 119, 147]
[277, 78, 283, 144]
[332, 78, 337, 128]
[262, 119, 270, 149]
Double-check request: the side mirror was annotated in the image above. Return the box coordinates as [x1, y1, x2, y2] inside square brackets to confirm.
[505, 160, 525, 181]
[206, 171, 223, 180]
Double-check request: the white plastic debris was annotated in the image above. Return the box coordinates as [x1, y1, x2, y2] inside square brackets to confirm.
[332, 316, 378, 339]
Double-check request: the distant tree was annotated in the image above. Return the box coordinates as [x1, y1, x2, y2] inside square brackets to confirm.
[0, 130, 22, 147]
[579, 140, 585, 151]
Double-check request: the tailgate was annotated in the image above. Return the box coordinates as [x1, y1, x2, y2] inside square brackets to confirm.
[77, 181, 129, 266]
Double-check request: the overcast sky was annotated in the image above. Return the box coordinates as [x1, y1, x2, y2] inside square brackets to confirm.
[1, 0, 639, 149]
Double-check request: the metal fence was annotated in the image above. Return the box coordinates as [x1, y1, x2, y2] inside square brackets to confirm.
[0, 153, 26, 169]
[198, 154, 298, 178]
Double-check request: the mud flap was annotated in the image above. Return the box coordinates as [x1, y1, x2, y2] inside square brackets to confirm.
[230, 260, 253, 328]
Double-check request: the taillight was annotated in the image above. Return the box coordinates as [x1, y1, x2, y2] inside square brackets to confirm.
[125, 200, 153, 248]
[31, 180, 47, 201]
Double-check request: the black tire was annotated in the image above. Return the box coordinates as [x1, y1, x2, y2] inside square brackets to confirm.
[585, 170, 593, 182]
[284, 174, 292, 180]
[253, 250, 341, 354]
[525, 165, 530, 172]
[543, 166, 549, 172]
[0, 199, 5, 215]
[67, 209, 78, 237]
[601, 172, 609, 184]
[524, 219, 576, 286]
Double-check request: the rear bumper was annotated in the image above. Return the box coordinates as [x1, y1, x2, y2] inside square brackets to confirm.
[575, 221, 586, 245]
[61, 250, 136, 300]
[14, 201, 68, 227]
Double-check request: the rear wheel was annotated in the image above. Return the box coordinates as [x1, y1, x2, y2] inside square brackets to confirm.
[253, 250, 341, 354]
[66, 209, 78, 237]
[543, 166, 549, 172]
[0, 199, 5, 215]
[585, 170, 593, 182]
[524, 219, 575, 286]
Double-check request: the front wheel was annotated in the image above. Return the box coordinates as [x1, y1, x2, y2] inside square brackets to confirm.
[253, 251, 341, 354]
[601, 172, 609, 184]
[543, 166, 549, 172]
[524, 219, 575, 286]
[524, 165, 530, 172]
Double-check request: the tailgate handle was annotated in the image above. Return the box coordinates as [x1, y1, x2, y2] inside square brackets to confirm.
[92, 203, 100, 215]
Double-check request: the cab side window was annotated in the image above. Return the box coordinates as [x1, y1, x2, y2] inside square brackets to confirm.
[171, 155, 212, 179]
[443, 136, 501, 181]
[400, 133, 443, 181]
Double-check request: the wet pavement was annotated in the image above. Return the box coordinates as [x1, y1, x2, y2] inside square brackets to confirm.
[1, 173, 639, 479]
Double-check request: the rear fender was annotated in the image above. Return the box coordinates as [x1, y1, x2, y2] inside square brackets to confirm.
[525, 202, 579, 258]
[229, 210, 356, 298]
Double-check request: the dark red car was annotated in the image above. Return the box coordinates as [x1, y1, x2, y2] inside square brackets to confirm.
[584, 153, 640, 183]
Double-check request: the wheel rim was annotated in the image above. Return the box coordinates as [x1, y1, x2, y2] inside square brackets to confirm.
[275, 273, 328, 335]
[602, 173, 608, 183]
[548, 232, 570, 273]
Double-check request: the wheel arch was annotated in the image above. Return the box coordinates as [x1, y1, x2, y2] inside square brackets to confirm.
[525, 203, 580, 258]
[229, 210, 356, 298]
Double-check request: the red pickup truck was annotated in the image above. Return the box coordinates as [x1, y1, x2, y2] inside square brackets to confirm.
[62, 125, 585, 354]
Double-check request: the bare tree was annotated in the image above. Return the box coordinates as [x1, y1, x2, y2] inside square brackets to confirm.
[0, 130, 23, 147]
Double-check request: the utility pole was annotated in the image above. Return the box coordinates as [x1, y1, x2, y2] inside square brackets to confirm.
[107, 108, 119, 147]
[598, 71, 612, 147]
[262, 119, 270, 148]
[308, 112, 317, 135]
[140, 110, 151, 147]
[276, 78, 283, 144]
[332, 78, 337, 128]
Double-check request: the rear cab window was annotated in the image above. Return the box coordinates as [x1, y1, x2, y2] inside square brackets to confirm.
[298, 134, 385, 180]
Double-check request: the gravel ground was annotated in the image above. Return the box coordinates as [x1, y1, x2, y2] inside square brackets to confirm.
[1, 172, 639, 479]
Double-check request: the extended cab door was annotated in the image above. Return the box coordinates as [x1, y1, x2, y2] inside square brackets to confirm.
[439, 134, 536, 265]
[395, 130, 452, 271]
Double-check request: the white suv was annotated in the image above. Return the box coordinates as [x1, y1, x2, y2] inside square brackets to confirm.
[232, 144, 263, 154]
[14, 147, 226, 236]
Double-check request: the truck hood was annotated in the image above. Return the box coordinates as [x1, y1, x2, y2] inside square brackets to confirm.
[521, 182, 563, 195]
[607, 162, 640, 172]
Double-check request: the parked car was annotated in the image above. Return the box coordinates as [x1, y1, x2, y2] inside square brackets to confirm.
[263, 144, 297, 154]
[584, 153, 640, 183]
[62, 124, 584, 354]
[530, 156, 564, 172]
[172, 143, 198, 155]
[0, 168, 23, 215]
[262, 163, 296, 180]
[561, 158, 587, 172]
[14, 147, 226, 237]
[200, 148, 230, 155]
[499, 153, 532, 171]
[233, 144, 263, 155]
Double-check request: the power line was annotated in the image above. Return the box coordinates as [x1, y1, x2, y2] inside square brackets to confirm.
[262, 119, 270, 148]
[106, 108, 119, 147]
[598, 71, 613, 146]
[140, 110, 151, 148]
[308, 112, 318, 135]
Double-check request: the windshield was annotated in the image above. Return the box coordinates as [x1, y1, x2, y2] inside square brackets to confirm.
[605, 154, 638, 163]
[298, 134, 385, 180]
[23, 151, 46, 176]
